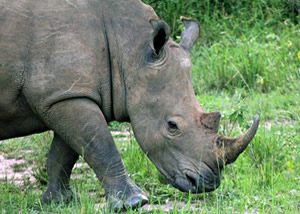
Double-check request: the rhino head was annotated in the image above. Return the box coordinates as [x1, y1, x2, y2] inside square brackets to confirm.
[125, 18, 259, 193]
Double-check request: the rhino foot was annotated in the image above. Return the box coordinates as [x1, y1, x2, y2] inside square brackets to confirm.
[42, 187, 73, 204]
[106, 179, 148, 211]
[108, 192, 148, 211]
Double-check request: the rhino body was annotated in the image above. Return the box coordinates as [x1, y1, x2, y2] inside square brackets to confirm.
[0, 0, 151, 136]
[0, 0, 259, 210]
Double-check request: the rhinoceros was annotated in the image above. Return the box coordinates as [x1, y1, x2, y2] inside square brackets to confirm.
[0, 0, 259, 210]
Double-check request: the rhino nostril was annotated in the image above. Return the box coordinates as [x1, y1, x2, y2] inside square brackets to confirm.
[185, 173, 198, 190]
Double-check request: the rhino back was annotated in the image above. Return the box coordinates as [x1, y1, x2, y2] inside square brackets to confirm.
[0, 0, 158, 126]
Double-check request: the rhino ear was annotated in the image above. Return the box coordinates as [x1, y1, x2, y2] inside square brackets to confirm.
[150, 20, 170, 56]
[180, 17, 200, 52]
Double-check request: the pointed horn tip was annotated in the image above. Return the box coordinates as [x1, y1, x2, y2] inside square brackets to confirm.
[251, 114, 260, 133]
[253, 114, 260, 124]
[223, 115, 260, 165]
[180, 16, 200, 26]
[180, 16, 193, 21]
[236, 114, 260, 145]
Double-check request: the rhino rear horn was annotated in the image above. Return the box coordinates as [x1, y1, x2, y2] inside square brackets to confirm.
[200, 112, 221, 133]
[180, 16, 200, 52]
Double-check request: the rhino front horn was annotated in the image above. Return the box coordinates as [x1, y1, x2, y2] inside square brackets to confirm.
[179, 16, 200, 52]
[218, 115, 260, 165]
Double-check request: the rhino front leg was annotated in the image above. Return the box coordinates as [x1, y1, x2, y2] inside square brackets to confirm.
[42, 134, 79, 204]
[41, 99, 148, 210]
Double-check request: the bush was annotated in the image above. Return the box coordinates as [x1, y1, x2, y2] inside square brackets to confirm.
[144, 0, 299, 38]
[192, 26, 300, 93]
[144, 0, 300, 93]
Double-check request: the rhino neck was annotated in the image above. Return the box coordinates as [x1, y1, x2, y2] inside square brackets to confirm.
[101, 0, 158, 122]
[102, 18, 129, 122]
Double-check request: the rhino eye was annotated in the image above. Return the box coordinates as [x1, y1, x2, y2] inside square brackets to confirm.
[167, 120, 181, 136]
[167, 121, 178, 130]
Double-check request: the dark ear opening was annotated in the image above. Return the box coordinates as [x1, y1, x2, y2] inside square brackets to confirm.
[150, 20, 170, 56]
[153, 28, 167, 55]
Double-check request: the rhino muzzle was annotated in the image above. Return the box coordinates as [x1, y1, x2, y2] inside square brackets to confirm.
[177, 167, 221, 193]
[166, 115, 260, 193]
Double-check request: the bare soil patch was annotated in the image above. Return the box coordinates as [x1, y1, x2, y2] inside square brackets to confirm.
[0, 153, 36, 186]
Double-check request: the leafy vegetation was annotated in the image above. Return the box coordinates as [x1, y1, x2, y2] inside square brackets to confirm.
[145, 0, 300, 92]
[0, 0, 299, 213]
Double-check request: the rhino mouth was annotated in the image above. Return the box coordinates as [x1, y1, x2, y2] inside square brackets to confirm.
[173, 172, 198, 193]
[172, 169, 220, 193]
[157, 165, 220, 193]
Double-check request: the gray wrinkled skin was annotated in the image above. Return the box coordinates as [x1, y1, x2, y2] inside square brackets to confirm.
[0, 0, 259, 210]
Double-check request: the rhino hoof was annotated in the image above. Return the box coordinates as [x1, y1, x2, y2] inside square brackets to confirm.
[124, 194, 149, 209]
[108, 193, 149, 211]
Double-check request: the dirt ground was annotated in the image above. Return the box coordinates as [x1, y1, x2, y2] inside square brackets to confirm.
[0, 149, 193, 212]
[0, 153, 36, 185]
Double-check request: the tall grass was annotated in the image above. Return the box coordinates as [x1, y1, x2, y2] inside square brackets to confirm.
[192, 25, 300, 93]
[144, 0, 300, 93]
[144, 0, 299, 38]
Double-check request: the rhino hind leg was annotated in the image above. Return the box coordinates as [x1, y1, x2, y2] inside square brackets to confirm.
[42, 134, 79, 204]
[39, 98, 148, 210]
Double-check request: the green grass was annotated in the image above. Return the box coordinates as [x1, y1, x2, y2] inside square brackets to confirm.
[1, 0, 300, 213]
[192, 25, 300, 93]
[0, 90, 299, 213]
